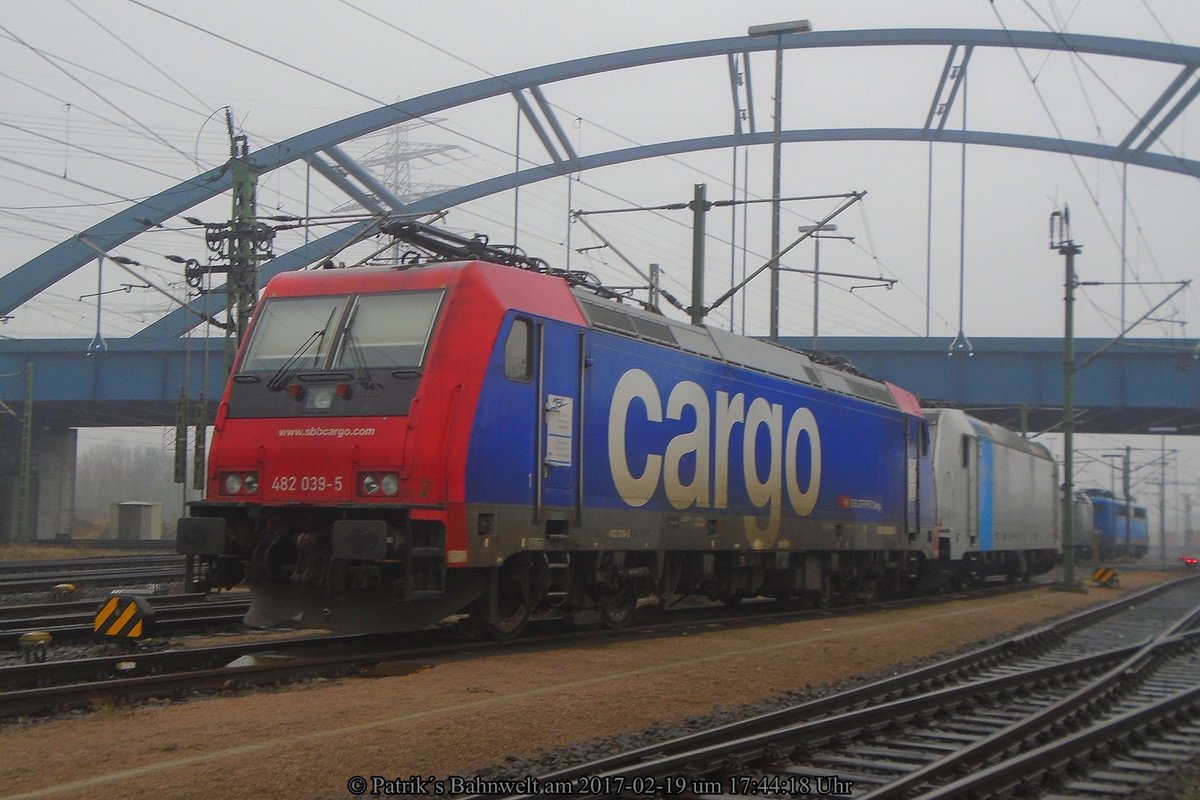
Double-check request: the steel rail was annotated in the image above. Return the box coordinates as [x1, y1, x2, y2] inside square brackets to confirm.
[911, 632, 1200, 798]
[472, 575, 1200, 800]
[0, 567, 188, 593]
[0, 554, 182, 574]
[0, 650, 396, 719]
[0, 631, 365, 696]
[0, 591, 210, 621]
[858, 604, 1200, 797]
[0, 575, 1079, 716]
[0, 597, 251, 647]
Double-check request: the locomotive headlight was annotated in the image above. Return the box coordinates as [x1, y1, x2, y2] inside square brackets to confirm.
[356, 471, 400, 497]
[220, 471, 259, 496]
[305, 386, 335, 411]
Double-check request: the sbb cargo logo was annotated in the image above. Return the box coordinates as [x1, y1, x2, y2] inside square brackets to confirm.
[607, 368, 821, 542]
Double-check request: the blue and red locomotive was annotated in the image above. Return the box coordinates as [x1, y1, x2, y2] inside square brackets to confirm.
[178, 255, 1060, 636]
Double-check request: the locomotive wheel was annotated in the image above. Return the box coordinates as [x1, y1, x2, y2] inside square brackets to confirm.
[813, 579, 835, 609]
[597, 584, 638, 629]
[480, 574, 531, 640]
[771, 591, 802, 608]
[859, 577, 885, 604]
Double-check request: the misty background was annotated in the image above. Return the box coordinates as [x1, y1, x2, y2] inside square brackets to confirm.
[74, 436, 189, 534]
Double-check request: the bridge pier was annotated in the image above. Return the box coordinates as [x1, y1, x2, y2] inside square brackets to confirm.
[0, 425, 76, 542]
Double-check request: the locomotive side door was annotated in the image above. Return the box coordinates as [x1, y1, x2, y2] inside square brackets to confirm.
[905, 416, 921, 541]
[534, 320, 584, 522]
[963, 434, 977, 547]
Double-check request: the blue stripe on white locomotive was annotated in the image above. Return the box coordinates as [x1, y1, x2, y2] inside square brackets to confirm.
[977, 437, 994, 551]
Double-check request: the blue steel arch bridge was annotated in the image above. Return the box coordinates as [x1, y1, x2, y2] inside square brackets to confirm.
[0, 27, 1198, 538]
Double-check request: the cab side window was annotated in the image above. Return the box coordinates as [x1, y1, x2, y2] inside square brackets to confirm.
[504, 318, 532, 382]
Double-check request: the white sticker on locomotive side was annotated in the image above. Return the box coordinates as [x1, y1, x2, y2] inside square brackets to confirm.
[545, 394, 573, 436]
[545, 394, 574, 467]
[545, 433, 572, 466]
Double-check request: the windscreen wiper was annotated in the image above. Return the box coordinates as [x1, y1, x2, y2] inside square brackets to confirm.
[265, 307, 338, 391]
[341, 330, 378, 390]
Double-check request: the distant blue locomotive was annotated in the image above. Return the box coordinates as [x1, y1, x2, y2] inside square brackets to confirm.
[1082, 489, 1149, 559]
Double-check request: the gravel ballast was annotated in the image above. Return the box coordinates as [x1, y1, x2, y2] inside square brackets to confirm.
[0, 571, 1186, 800]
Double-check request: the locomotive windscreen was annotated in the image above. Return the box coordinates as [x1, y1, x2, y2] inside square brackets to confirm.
[332, 291, 442, 369]
[238, 290, 444, 374]
[239, 295, 346, 373]
[225, 289, 445, 420]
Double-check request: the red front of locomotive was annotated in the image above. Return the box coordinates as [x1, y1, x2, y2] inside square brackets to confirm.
[178, 261, 550, 632]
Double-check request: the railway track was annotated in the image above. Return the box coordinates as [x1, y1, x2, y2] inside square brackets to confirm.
[0, 593, 250, 647]
[0, 575, 1065, 721]
[0, 554, 182, 574]
[6, 538, 177, 551]
[0, 632, 393, 718]
[463, 574, 1200, 799]
[0, 554, 187, 593]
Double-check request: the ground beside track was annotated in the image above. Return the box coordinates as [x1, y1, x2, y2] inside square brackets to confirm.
[0, 570, 1185, 800]
[0, 543, 170, 560]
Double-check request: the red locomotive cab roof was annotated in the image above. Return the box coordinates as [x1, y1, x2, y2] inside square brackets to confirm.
[259, 260, 589, 327]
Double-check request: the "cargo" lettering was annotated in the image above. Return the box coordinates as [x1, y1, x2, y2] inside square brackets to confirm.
[607, 368, 821, 542]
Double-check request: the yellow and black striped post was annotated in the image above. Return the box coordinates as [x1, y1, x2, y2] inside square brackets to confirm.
[1091, 566, 1119, 588]
[93, 594, 154, 639]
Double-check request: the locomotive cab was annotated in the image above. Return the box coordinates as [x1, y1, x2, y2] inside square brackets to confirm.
[177, 262, 544, 632]
[925, 408, 1060, 584]
[179, 260, 637, 635]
